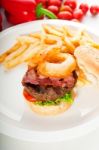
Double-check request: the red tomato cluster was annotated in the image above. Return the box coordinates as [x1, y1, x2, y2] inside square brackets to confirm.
[46, 0, 84, 21]
[47, 0, 99, 21]
[0, 0, 99, 26]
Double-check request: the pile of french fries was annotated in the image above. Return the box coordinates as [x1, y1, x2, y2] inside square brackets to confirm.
[0, 24, 99, 69]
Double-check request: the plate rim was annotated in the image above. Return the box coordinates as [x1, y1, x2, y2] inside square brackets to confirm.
[0, 19, 99, 142]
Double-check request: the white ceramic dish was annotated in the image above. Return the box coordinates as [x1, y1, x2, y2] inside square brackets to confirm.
[0, 20, 99, 142]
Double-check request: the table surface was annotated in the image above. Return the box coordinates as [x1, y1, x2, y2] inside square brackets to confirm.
[0, 0, 99, 150]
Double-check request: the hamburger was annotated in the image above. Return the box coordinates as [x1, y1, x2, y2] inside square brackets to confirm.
[22, 65, 77, 115]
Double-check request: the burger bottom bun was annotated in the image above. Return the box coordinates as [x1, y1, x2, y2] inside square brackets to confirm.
[26, 101, 72, 116]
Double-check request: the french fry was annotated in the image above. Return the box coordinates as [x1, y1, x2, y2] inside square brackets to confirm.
[1, 24, 99, 70]
[43, 24, 63, 37]
[76, 79, 90, 87]
[44, 38, 56, 44]
[21, 42, 40, 61]
[4, 44, 28, 62]
[64, 37, 75, 53]
[62, 26, 75, 37]
[82, 30, 93, 40]
[3, 42, 40, 69]
[43, 34, 62, 46]
[79, 36, 92, 45]
[49, 25, 63, 33]
[0, 42, 21, 63]
[17, 35, 39, 44]
[61, 45, 68, 53]
[70, 29, 84, 46]
[81, 31, 99, 49]
[29, 32, 41, 39]
[27, 60, 37, 68]
[40, 25, 47, 45]
[90, 42, 99, 49]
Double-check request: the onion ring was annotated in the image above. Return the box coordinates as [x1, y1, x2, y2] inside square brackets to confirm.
[37, 53, 77, 78]
[28, 35, 62, 67]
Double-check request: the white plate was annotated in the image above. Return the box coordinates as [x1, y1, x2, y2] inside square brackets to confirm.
[0, 20, 99, 142]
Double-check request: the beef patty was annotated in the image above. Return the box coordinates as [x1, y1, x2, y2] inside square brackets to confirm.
[22, 68, 77, 101]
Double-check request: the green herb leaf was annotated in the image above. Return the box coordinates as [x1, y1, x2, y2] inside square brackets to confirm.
[36, 3, 57, 19]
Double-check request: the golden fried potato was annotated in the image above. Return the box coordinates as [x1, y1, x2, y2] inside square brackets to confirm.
[0, 42, 21, 63]
[1, 24, 99, 71]
[43, 24, 63, 37]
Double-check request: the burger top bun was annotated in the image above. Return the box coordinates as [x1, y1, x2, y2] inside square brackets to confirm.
[74, 45, 99, 85]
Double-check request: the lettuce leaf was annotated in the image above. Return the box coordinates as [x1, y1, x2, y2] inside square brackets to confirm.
[34, 92, 73, 106]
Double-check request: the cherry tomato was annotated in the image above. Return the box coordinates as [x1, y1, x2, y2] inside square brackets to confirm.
[64, 0, 77, 10]
[90, 5, 99, 16]
[23, 90, 36, 102]
[47, 5, 59, 14]
[57, 11, 73, 20]
[79, 3, 89, 15]
[73, 9, 84, 21]
[48, 0, 61, 8]
[60, 5, 73, 13]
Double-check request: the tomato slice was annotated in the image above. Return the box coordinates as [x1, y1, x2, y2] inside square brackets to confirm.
[23, 89, 36, 102]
